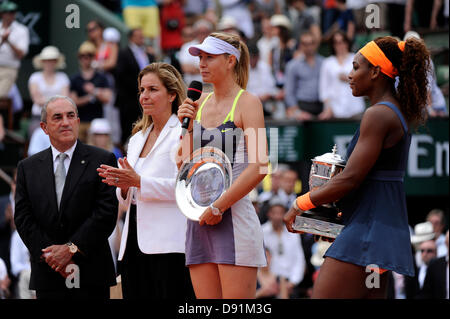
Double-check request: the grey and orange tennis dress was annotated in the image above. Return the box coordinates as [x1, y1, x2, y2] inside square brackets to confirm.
[185, 89, 267, 268]
[324, 101, 415, 276]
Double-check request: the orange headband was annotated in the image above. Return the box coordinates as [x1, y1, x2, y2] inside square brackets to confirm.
[359, 41, 404, 79]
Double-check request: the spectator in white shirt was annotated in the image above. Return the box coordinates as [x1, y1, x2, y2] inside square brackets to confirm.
[262, 198, 306, 298]
[417, 240, 437, 289]
[426, 209, 448, 258]
[0, 1, 29, 97]
[318, 30, 365, 120]
[257, 17, 278, 66]
[28, 46, 70, 136]
[10, 229, 36, 299]
[27, 127, 51, 157]
[10, 230, 30, 278]
[218, 0, 254, 39]
[247, 43, 285, 119]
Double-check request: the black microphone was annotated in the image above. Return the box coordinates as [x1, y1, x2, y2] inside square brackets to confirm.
[181, 81, 203, 136]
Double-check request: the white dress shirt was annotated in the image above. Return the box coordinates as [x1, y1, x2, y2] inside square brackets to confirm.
[0, 20, 29, 68]
[27, 128, 51, 156]
[262, 221, 305, 285]
[178, 39, 202, 85]
[418, 264, 428, 289]
[0, 257, 6, 281]
[247, 60, 278, 98]
[10, 230, 30, 278]
[435, 234, 448, 258]
[28, 72, 70, 117]
[257, 36, 278, 66]
[129, 43, 149, 71]
[50, 141, 77, 175]
[319, 54, 365, 118]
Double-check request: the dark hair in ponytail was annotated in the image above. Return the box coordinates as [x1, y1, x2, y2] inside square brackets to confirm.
[374, 36, 431, 128]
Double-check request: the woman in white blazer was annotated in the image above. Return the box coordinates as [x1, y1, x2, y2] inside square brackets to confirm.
[98, 63, 194, 299]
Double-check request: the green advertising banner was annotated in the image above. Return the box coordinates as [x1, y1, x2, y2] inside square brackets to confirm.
[266, 118, 449, 196]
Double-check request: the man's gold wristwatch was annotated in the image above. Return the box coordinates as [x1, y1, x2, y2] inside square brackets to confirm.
[66, 242, 78, 254]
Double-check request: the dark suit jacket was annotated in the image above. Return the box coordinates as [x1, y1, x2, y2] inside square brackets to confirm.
[404, 264, 421, 299]
[14, 141, 118, 291]
[114, 45, 154, 110]
[114, 45, 154, 143]
[418, 256, 448, 299]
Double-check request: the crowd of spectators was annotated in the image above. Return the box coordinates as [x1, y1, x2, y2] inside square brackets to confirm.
[1, 0, 449, 147]
[0, 0, 448, 299]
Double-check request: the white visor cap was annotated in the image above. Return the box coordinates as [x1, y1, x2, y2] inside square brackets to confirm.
[188, 36, 240, 62]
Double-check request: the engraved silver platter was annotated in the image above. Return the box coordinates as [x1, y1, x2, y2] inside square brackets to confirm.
[176, 147, 232, 221]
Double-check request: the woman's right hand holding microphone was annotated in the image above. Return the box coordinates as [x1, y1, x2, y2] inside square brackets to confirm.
[176, 98, 199, 169]
[177, 98, 199, 132]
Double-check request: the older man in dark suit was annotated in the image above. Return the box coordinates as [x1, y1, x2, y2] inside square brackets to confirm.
[14, 95, 118, 299]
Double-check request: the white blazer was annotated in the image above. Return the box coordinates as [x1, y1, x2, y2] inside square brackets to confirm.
[117, 114, 186, 260]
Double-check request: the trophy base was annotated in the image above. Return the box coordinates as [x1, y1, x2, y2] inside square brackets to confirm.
[293, 214, 344, 239]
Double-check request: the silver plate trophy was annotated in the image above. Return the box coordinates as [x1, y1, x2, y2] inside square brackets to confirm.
[176, 147, 232, 221]
[293, 145, 346, 238]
